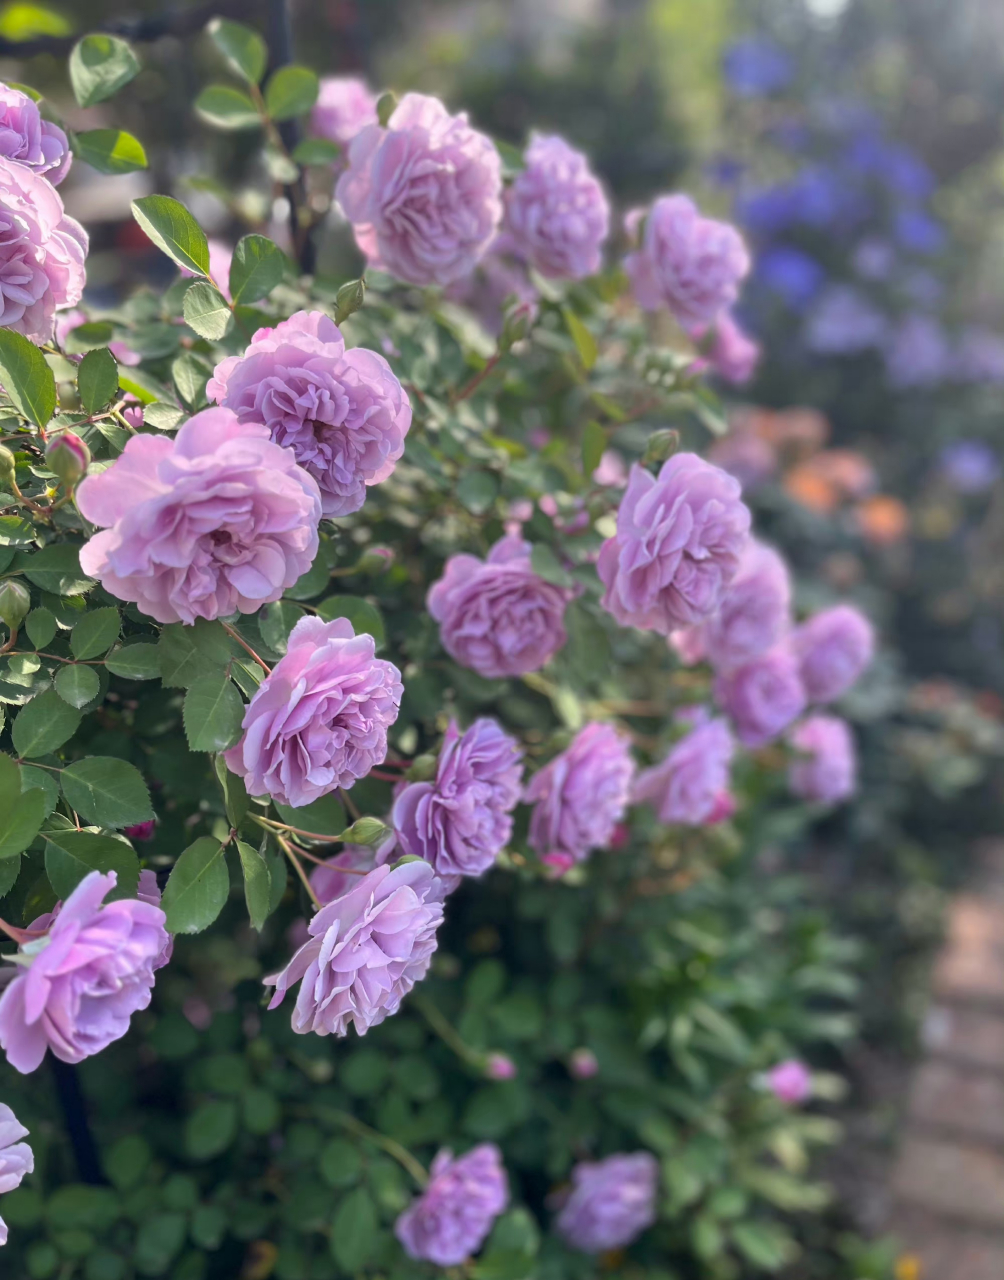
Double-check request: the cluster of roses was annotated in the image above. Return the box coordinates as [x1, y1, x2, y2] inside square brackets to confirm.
[0, 79, 864, 1263]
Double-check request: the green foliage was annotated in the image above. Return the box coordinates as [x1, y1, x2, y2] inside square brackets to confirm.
[68, 34, 140, 108]
[206, 17, 268, 86]
[264, 65, 319, 121]
[72, 128, 147, 175]
[228, 234, 286, 305]
[0, 328, 56, 428]
[130, 196, 210, 276]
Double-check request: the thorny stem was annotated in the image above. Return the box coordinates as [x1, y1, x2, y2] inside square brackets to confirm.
[220, 622, 271, 674]
[317, 1108, 428, 1188]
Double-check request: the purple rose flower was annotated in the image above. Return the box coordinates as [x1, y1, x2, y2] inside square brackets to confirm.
[137, 869, 174, 970]
[0, 82, 70, 183]
[556, 1152, 659, 1253]
[707, 431, 777, 492]
[707, 312, 761, 384]
[699, 539, 792, 672]
[0, 871, 170, 1075]
[804, 285, 888, 355]
[224, 615, 402, 809]
[310, 841, 396, 904]
[715, 646, 807, 747]
[790, 605, 874, 704]
[484, 1052, 517, 1081]
[392, 718, 522, 882]
[766, 1059, 812, 1105]
[395, 1144, 509, 1267]
[503, 133, 609, 280]
[77, 407, 321, 625]
[525, 722, 634, 864]
[311, 76, 378, 154]
[0, 1104, 33, 1247]
[428, 534, 575, 678]
[633, 714, 734, 825]
[597, 454, 751, 635]
[788, 715, 856, 804]
[336, 92, 502, 286]
[265, 861, 444, 1037]
[208, 310, 411, 518]
[0, 156, 86, 343]
[624, 194, 749, 328]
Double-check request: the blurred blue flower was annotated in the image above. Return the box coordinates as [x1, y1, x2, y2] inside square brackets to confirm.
[954, 327, 1004, 384]
[706, 156, 745, 187]
[901, 269, 943, 309]
[884, 313, 950, 388]
[805, 285, 888, 354]
[881, 146, 935, 200]
[755, 246, 825, 308]
[893, 207, 945, 255]
[769, 118, 811, 152]
[852, 238, 895, 281]
[724, 37, 794, 97]
[737, 185, 803, 236]
[938, 440, 1001, 493]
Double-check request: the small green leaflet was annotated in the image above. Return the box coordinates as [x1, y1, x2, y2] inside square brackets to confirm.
[73, 128, 147, 175]
[54, 663, 100, 709]
[214, 755, 248, 829]
[70, 607, 121, 659]
[206, 18, 267, 85]
[12, 688, 82, 757]
[104, 643, 161, 680]
[236, 840, 271, 931]
[0, 754, 46, 860]
[562, 308, 598, 371]
[24, 608, 57, 650]
[182, 673, 245, 753]
[77, 346, 119, 414]
[182, 282, 231, 340]
[581, 420, 607, 478]
[194, 85, 260, 131]
[69, 34, 141, 108]
[264, 65, 319, 121]
[162, 837, 230, 934]
[292, 137, 340, 165]
[0, 328, 57, 428]
[131, 195, 210, 277]
[13, 544, 94, 596]
[228, 235, 286, 306]
[60, 757, 154, 828]
[45, 830, 140, 902]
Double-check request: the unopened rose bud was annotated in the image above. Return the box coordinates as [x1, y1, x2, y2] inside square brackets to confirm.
[376, 91, 398, 128]
[45, 431, 90, 486]
[0, 444, 15, 489]
[0, 579, 30, 630]
[405, 753, 438, 782]
[499, 298, 537, 352]
[484, 1052, 517, 1081]
[356, 546, 394, 575]
[641, 429, 680, 468]
[334, 278, 366, 324]
[569, 1047, 599, 1079]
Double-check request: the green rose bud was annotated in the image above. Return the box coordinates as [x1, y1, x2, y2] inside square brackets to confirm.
[355, 546, 395, 576]
[334, 278, 367, 325]
[0, 578, 30, 631]
[45, 431, 91, 486]
[0, 444, 15, 490]
[641, 428, 681, 469]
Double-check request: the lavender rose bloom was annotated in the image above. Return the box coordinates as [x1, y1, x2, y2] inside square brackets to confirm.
[634, 715, 734, 825]
[77, 407, 320, 625]
[556, 1152, 659, 1253]
[525, 722, 634, 864]
[503, 133, 609, 280]
[428, 534, 575, 678]
[624, 194, 750, 328]
[0, 1104, 33, 1246]
[715, 646, 807, 747]
[393, 718, 523, 881]
[208, 310, 411, 518]
[225, 615, 402, 808]
[336, 92, 502, 286]
[0, 156, 86, 343]
[0, 871, 169, 1075]
[0, 82, 70, 183]
[788, 714, 856, 803]
[790, 605, 874, 704]
[598, 454, 751, 635]
[395, 1144, 509, 1266]
[265, 861, 444, 1037]
[708, 312, 761, 384]
[311, 76, 378, 154]
[699, 539, 792, 672]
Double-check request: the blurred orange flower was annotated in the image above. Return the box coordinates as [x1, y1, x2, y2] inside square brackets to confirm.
[856, 494, 910, 543]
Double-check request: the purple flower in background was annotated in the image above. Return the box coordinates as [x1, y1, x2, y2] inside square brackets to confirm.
[395, 1145, 509, 1266]
[484, 1052, 517, 1081]
[445, 244, 538, 336]
[788, 715, 856, 803]
[225, 616, 402, 808]
[593, 449, 628, 488]
[884, 314, 950, 390]
[715, 646, 807, 747]
[723, 36, 793, 97]
[503, 133, 609, 279]
[136, 870, 174, 970]
[336, 92, 502, 286]
[633, 714, 734, 826]
[428, 535, 574, 678]
[0, 1104, 33, 1246]
[700, 539, 791, 672]
[556, 1152, 659, 1253]
[852, 238, 895, 282]
[624, 194, 750, 328]
[0, 157, 86, 343]
[766, 1059, 812, 1105]
[54, 308, 141, 365]
[311, 76, 378, 154]
[77, 408, 321, 625]
[208, 310, 411, 518]
[0, 871, 169, 1075]
[707, 431, 778, 493]
[597, 454, 751, 635]
[392, 718, 523, 881]
[805, 286, 888, 355]
[791, 605, 874, 705]
[310, 843, 396, 904]
[737, 186, 803, 237]
[569, 1047, 599, 1079]
[265, 861, 444, 1037]
[753, 245, 824, 309]
[893, 206, 945, 255]
[181, 239, 234, 300]
[953, 328, 1004, 385]
[525, 722, 634, 864]
[707, 312, 761, 384]
[938, 440, 1001, 493]
[0, 82, 70, 183]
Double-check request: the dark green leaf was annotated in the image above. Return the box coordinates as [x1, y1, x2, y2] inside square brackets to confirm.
[284, 550, 331, 600]
[62, 321, 114, 354]
[44, 831, 140, 901]
[292, 137, 340, 165]
[14, 544, 94, 596]
[0, 856, 20, 898]
[581, 419, 607, 478]
[142, 401, 185, 431]
[730, 1221, 796, 1270]
[206, 17, 267, 84]
[19, 762, 60, 817]
[530, 543, 574, 589]
[0, 515, 35, 546]
[162, 836, 229, 933]
[76, 346, 119, 414]
[104, 1135, 152, 1191]
[318, 1139, 362, 1188]
[171, 352, 212, 410]
[182, 281, 231, 340]
[315, 595, 385, 647]
[214, 755, 248, 829]
[0, 328, 56, 428]
[264, 65, 319, 121]
[236, 839, 270, 930]
[70, 606, 120, 659]
[184, 1100, 238, 1161]
[330, 1187, 377, 1272]
[259, 599, 303, 655]
[104, 643, 161, 680]
[73, 128, 147, 175]
[54, 662, 100, 708]
[228, 234, 286, 305]
[0, 754, 46, 859]
[25, 608, 56, 650]
[562, 308, 598, 371]
[134, 1212, 187, 1273]
[12, 688, 81, 757]
[194, 83, 261, 130]
[457, 469, 500, 515]
[69, 34, 140, 108]
[376, 92, 397, 127]
[158, 620, 234, 686]
[60, 757, 154, 828]
[274, 792, 345, 838]
[183, 673, 245, 752]
[131, 195, 210, 276]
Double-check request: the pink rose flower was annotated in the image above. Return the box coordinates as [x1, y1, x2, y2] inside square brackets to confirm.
[395, 1145, 509, 1267]
[503, 133, 609, 280]
[707, 312, 761, 384]
[310, 841, 396, 904]
[0, 82, 70, 183]
[336, 92, 502, 286]
[788, 714, 856, 803]
[715, 646, 807, 746]
[265, 861, 444, 1037]
[428, 534, 575, 678]
[311, 76, 378, 154]
[633, 714, 734, 825]
[597, 454, 751, 635]
[137, 869, 174, 970]
[790, 604, 875, 704]
[525, 722, 634, 864]
[224, 615, 403, 808]
[624, 194, 749, 328]
[0, 156, 86, 343]
[766, 1059, 812, 1105]
[0, 1104, 33, 1247]
[77, 407, 321, 625]
[208, 310, 411, 518]
[696, 539, 792, 673]
[593, 449, 628, 488]
[0, 871, 170, 1075]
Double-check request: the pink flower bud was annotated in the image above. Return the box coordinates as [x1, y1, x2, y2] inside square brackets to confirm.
[541, 852, 576, 878]
[569, 1047, 599, 1079]
[485, 1052, 517, 1081]
[45, 431, 90, 486]
[124, 821, 156, 842]
[766, 1059, 812, 1105]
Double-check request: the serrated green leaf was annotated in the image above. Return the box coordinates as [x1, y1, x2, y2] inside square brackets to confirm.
[264, 65, 319, 121]
[69, 34, 140, 108]
[194, 83, 260, 130]
[273, 793, 345, 838]
[171, 352, 212, 410]
[0, 754, 45, 859]
[13, 544, 94, 596]
[314, 595, 385, 647]
[207, 18, 267, 85]
[73, 128, 147, 175]
[104, 643, 161, 680]
[12, 688, 81, 757]
[60, 757, 154, 829]
[24, 608, 57, 650]
[228, 234, 286, 305]
[0, 328, 56, 428]
[70, 606, 120, 659]
[157, 620, 234, 686]
[162, 836, 229, 934]
[183, 673, 245, 753]
[0, 514, 35, 546]
[62, 320, 114, 354]
[141, 401, 185, 431]
[330, 1187, 377, 1272]
[76, 346, 119, 414]
[54, 662, 100, 708]
[131, 195, 210, 276]
[258, 600, 303, 656]
[182, 281, 231, 340]
[236, 840, 270, 930]
[214, 755, 248, 829]
[44, 830, 140, 901]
